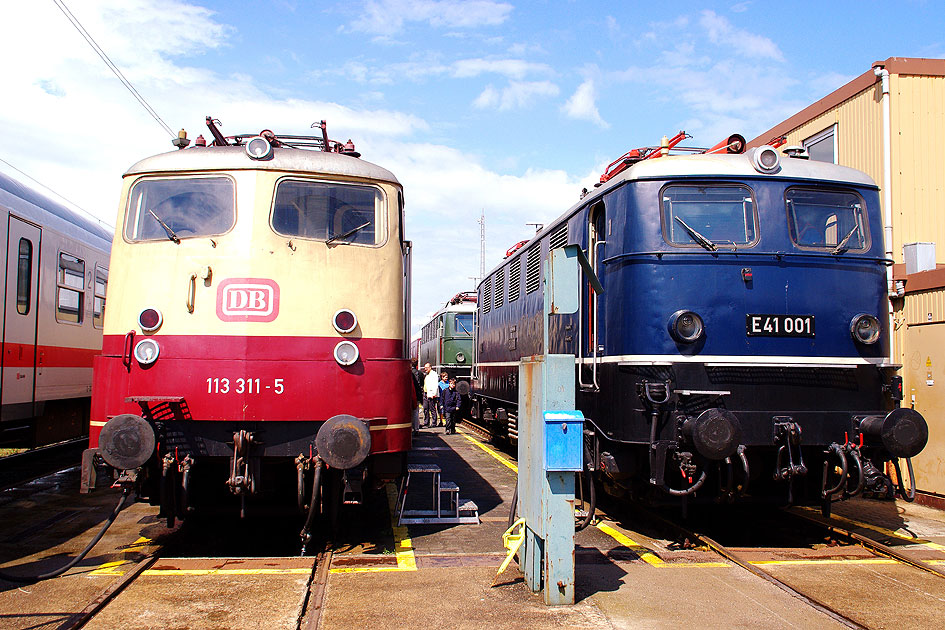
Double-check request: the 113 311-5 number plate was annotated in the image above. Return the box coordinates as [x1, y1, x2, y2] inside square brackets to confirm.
[746, 314, 815, 337]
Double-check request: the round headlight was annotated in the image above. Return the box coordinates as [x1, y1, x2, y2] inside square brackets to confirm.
[138, 307, 163, 333]
[334, 340, 359, 366]
[332, 309, 358, 334]
[851, 314, 881, 344]
[455, 352, 466, 364]
[245, 136, 272, 160]
[134, 339, 160, 365]
[751, 146, 780, 173]
[668, 310, 705, 344]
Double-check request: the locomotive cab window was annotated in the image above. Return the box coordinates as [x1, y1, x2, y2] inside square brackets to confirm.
[786, 188, 868, 252]
[271, 179, 386, 246]
[661, 184, 757, 248]
[455, 313, 473, 335]
[125, 176, 235, 242]
[57, 253, 85, 324]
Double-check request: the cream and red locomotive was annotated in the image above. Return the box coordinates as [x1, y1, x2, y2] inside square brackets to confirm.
[82, 119, 412, 529]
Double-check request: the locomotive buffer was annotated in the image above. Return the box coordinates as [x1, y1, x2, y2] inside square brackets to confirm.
[517, 244, 602, 605]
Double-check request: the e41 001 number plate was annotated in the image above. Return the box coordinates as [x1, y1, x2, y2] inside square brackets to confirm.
[746, 314, 815, 337]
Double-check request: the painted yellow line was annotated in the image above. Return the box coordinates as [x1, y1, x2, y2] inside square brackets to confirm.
[456, 427, 518, 472]
[90, 536, 153, 576]
[143, 568, 312, 576]
[329, 482, 416, 574]
[370, 423, 412, 432]
[796, 506, 945, 553]
[594, 522, 731, 567]
[90, 420, 107, 427]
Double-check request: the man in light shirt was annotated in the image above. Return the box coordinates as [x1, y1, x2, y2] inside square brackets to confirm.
[422, 363, 440, 427]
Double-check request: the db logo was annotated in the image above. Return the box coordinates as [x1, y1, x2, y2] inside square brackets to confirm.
[216, 278, 280, 322]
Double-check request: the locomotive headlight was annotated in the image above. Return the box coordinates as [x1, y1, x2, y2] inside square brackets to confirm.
[455, 352, 466, 363]
[851, 314, 881, 344]
[668, 310, 705, 344]
[750, 145, 781, 173]
[334, 340, 359, 366]
[138, 307, 163, 333]
[245, 136, 272, 160]
[133, 338, 160, 365]
[332, 308, 358, 334]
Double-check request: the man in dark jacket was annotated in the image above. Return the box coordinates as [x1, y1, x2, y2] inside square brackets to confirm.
[442, 378, 462, 435]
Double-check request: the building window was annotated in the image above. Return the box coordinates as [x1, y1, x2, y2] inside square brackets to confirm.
[16, 238, 32, 315]
[93, 265, 108, 328]
[803, 125, 837, 164]
[57, 252, 85, 324]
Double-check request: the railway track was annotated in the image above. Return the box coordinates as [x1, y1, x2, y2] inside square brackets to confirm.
[0, 437, 87, 491]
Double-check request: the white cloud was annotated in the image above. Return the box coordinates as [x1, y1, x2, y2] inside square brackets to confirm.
[452, 58, 553, 79]
[699, 10, 784, 62]
[562, 79, 609, 128]
[473, 81, 559, 111]
[350, 0, 513, 35]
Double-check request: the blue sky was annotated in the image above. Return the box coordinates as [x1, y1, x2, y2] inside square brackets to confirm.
[2, 1, 943, 332]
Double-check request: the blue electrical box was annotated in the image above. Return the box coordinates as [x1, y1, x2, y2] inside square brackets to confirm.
[543, 410, 584, 472]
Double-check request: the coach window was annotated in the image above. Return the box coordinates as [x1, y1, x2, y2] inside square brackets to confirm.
[57, 253, 85, 324]
[93, 265, 108, 328]
[271, 180, 386, 246]
[661, 184, 757, 248]
[125, 176, 235, 242]
[786, 188, 868, 252]
[16, 238, 32, 315]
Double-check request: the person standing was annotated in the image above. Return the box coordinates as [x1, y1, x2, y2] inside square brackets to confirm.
[422, 363, 440, 427]
[410, 360, 423, 433]
[442, 378, 461, 434]
[437, 371, 449, 423]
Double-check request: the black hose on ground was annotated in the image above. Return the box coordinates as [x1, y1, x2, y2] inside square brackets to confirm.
[893, 458, 917, 502]
[0, 488, 132, 584]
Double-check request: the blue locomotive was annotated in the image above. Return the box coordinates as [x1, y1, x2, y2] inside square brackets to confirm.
[471, 136, 928, 513]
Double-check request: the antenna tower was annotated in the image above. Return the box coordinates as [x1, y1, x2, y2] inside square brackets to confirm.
[478, 209, 485, 281]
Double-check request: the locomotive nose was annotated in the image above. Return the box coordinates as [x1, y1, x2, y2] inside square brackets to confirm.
[682, 409, 743, 460]
[860, 408, 929, 458]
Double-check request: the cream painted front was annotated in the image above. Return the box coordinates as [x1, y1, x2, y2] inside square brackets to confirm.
[103, 169, 404, 341]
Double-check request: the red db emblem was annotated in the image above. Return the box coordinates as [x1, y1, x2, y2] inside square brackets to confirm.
[216, 278, 280, 322]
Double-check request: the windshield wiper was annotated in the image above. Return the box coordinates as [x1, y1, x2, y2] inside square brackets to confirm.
[674, 216, 717, 251]
[457, 320, 471, 335]
[148, 209, 180, 244]
[326, 221, 371, 245]
[833, 224, 860, 254]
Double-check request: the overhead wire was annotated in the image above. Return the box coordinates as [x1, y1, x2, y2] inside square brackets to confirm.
[50, 0, 175, 138]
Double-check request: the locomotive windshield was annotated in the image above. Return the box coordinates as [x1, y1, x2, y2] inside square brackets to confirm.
[124, 176, 235, 242]
[454, 313, 473, 335]
[271, 179, 385, 246]
[786, 188, 868, 252]
[661, 184, 757, 248]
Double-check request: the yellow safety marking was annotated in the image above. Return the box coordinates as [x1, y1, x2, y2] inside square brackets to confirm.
[90, 420, 107, 427]
[329, 482, 417, 574]
[596, 522, 729, 568]
[90, 536, 153, 575]
[369, 423, 412, 432]
[797, 506, 945, 553]
[456, 427, 518, 472]
[143, 568, 312, 576]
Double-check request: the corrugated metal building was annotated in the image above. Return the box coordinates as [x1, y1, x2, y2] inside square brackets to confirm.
[749, 57, 945, 500]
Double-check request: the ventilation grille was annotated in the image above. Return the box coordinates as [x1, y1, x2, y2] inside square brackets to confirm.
[493, 268, 505, 310]
[509, 260, 521, 302]
[549, 224, 568, 250]
[525, 246, 541, 294]
[482, 278, 492, 314]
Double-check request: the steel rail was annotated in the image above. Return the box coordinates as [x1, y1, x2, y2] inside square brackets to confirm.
[60, 555, 157, 630]
[786, 508, 945, 580]
[631, 505, 867, 630]
[296, 546, 333, 630]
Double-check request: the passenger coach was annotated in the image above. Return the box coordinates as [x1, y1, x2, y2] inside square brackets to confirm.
[472, 137, 928, 513]
[83, 120, 412, 529]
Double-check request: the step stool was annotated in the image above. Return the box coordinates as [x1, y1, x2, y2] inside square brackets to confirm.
[396, 464, 479, 525]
